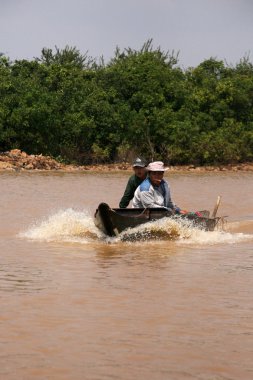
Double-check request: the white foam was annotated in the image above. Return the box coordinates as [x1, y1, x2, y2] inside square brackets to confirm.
[178, 228, 253, 245]
[19, 208, 105, 243]
[118, 217, 253, 245]
[19, 209, 253, 246]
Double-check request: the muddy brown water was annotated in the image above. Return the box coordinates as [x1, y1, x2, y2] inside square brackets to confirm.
[1, 171, 253, 380]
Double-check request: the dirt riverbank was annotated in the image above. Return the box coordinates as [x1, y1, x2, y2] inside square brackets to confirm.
[0, 149, 253, 173]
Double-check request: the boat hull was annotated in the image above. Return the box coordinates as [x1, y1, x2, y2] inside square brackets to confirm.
[94, 203, 219, 237]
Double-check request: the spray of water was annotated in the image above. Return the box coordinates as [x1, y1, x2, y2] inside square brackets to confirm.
[19, 208, 105, 243]
[119, 217, 253, 245]
[19, 209, 253, 245]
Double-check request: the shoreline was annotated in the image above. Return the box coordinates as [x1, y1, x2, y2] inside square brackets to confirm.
[1, 149, 253, 173]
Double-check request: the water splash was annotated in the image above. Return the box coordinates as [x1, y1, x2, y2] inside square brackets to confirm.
[119, 217, 253, 245]
[19, 209, 253, 246]
[178, 227, 253, 245]
[119, 217, 189, 242]
[19, 208, 105, 243]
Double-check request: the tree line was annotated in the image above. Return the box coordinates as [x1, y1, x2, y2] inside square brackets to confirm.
[0, 41, 253, 165]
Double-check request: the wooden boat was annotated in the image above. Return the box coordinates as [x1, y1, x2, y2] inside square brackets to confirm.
[94, 202, 220, 237]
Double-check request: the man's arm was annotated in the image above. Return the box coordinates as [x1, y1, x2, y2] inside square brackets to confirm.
[119, 177, 135, 208]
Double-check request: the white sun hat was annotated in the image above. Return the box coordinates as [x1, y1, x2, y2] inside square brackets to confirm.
[146, 161, 168, 171]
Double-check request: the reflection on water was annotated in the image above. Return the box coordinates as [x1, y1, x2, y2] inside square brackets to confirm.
[0, 265, 47, 293]
[0, 238, 53, 294]
[0, 172, 253, 380]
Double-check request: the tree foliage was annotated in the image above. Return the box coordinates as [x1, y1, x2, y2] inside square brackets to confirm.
[0, 43, 253, 164]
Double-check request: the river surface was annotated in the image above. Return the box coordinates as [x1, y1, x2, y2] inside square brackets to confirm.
[1, 171, 253, 380]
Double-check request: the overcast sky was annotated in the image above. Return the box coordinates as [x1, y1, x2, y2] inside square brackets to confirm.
[0, 0, 252, 68]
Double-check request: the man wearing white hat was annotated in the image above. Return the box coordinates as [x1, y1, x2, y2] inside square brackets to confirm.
[132, 161, 180, 212]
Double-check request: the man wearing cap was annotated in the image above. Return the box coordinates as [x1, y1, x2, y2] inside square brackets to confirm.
[119, 157, 147, 208]
[132, 161, 180, 212]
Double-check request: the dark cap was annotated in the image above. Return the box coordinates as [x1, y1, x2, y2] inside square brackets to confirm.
[132, 157, 146, 168]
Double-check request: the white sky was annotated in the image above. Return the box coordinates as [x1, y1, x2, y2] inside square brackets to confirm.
[0, 0, 252, 68]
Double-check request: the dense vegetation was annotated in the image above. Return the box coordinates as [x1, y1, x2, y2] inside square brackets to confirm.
[0, 41, 253, 165]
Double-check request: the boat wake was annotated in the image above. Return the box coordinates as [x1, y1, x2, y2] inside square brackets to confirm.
[118, 217, 253, 245]
[19, 209, 253, 246]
